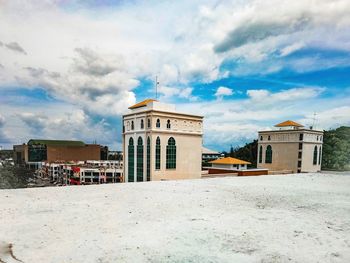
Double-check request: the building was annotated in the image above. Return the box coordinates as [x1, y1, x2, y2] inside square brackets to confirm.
[13, 139, 107, 167]
[257, 120, 323, 173]
[40, 160, 123, 185]
[202, 146, 222, 165]
[123, 99, 203, 182]
[209, 157, 251, 170]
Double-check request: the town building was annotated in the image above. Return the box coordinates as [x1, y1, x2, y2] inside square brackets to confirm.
[40, 160, 123, 185]
[122, 99, 203, 182]
[209, 157, 251, 170]
[13, 139, 108, 168]
[202, 146, 222, 166]
[257, 120, 323, 173]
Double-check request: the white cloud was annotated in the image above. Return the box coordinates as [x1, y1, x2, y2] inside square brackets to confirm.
[0, 0, 350, 150]
[299, 106, 350, 130]
[1, 0, 349, 99]
[280, 42, 305, 57]
[0, 100, 123, 149]
[215, 86, 233, 99]
[246, 87, 324, 103]
[158, 86, 197, 101]
[179, 86, 349, 150]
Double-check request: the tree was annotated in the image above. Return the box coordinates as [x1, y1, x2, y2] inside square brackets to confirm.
[322, 126, 350, 171]
[227, 140, 258, 167]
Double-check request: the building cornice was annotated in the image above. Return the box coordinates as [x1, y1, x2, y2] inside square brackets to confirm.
[123, 109, 203, 119]
[258, 129, 323, 134]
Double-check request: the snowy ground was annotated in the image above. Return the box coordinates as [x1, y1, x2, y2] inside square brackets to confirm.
[0, 173, 350, 263]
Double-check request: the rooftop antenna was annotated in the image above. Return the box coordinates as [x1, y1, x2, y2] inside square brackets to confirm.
[312, 112, 317, 130]
[155, 75, 159, 100]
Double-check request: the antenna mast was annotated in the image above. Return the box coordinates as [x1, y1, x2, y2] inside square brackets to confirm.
[155, 76, 159, 99]
[312, 112, 317, 129]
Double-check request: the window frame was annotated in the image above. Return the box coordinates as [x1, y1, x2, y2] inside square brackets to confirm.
[166, 137, 176, 169]
[265, 145, 272, 164]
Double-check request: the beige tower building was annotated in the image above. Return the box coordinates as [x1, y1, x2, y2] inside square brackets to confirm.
[122, 99, 203, 182]
[257, 120, 323, 173]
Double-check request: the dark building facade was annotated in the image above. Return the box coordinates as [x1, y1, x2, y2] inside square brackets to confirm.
[14, 139, 107, 164]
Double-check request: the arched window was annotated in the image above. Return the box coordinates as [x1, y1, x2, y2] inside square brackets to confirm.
[268, 135, 271, 141]
[156, 119, 160, 128]
[265, 145, 272, 164]
[155, 137, 161, 169]
[131, 121, 134, 130]
[123, 125, 125, 133]
[147, 137, 150, 181]
[313, 145, 318, 165]
[141, 119, 144, 129]
[318, 146, 322, 165]
[258, 145, 263, 163]
[147, 118, 151, 128]
[260, 136, 263, 141]
[316, 136, 319, 141]
[137, 137, 143, 182]
[166, 137, 176, 169]
[127, 121, 130, 131]
[166, 119, 171, 129]
[128, 138, 134, 182]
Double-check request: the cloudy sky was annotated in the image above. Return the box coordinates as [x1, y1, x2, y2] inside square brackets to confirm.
[0, 0, 350, 151]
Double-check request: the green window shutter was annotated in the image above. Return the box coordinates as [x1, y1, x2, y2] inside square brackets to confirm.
[265, 145, 272, 164]
[155, 137, 161, 170]
[147, 137, 150, 181]
[259, 145, 263, 163]
[166, 137, 176, 169]
[313, 146, 318, 165]
[318, 146, 322, 165]
[128, 138, 134, 182]
[137, 137, 144, 182]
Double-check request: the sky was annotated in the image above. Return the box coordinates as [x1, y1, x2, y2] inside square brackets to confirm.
[0, 0, 350, 151]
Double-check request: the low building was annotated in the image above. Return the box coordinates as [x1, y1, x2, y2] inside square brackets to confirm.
[202, 147, 222, 165]
[40, 160, 123, 185]
[123, 99, 203, 182]
[13, 139, 108, 167]
[257, 120, 323, 173]
[209, 157, 251, 170]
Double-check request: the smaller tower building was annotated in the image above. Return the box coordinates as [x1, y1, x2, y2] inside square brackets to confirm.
[257, 120, 323, 173]
[123, 99, 203, 182]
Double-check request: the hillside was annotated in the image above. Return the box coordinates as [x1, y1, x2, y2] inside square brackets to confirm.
[322, 126, 350, 171]
[226, 140, 258, 167]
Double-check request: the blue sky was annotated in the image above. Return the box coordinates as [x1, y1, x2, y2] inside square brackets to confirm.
[0, 0, 350, 151]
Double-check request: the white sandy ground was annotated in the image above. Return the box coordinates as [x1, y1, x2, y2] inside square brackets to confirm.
[0, 173, 350, 263]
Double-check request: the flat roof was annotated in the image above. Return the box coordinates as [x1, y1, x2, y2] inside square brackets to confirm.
[28, 139, 86, 147]
[123, 109, 203, 119]
[258, 129, 323, 133]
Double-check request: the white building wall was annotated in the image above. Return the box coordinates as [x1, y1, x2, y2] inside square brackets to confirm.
[123, 103, 203, 182]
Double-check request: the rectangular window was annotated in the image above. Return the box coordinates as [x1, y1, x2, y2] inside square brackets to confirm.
[299, 143, 303, 150]
[299, 133, 303, 141]
[298, 152, 302, 159]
